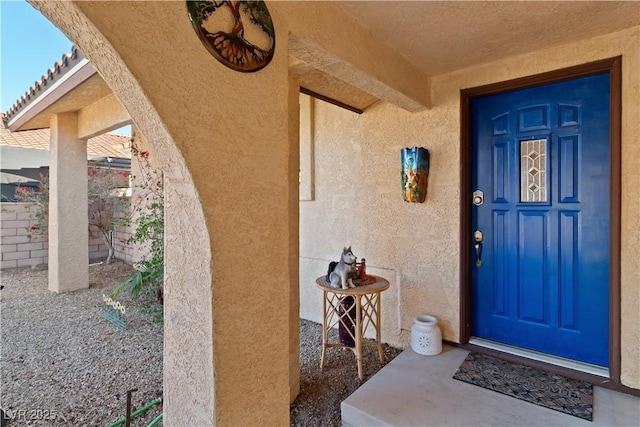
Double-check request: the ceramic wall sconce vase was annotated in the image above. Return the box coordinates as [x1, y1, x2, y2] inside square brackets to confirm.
[401, 146, 430, 203]
[187, 1, 275, 72]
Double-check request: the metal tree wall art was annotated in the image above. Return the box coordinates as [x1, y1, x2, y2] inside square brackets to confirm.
[187, 0, 275, 72]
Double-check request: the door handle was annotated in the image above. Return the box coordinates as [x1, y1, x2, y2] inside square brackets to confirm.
[474, 230, 483, 267]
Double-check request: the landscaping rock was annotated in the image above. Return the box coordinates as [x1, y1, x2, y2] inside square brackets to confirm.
[0, 262, 401, 426]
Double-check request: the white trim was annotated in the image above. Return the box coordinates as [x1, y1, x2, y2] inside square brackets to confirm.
[469, 337, 610, 378]
[7, 58, 92, 127]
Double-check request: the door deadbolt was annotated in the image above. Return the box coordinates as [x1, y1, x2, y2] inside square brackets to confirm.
[473, 190, 484, 206]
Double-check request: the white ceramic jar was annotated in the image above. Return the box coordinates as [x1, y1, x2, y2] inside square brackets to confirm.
[410, 315, 442, 355]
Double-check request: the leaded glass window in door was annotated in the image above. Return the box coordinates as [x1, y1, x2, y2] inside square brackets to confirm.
[520, 139, 547, 202]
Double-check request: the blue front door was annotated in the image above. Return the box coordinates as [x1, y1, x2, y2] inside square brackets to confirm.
[471, 73, 610, 367]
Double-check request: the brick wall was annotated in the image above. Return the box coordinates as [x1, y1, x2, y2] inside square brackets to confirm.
[0, 203, 135, 269]
[113, 224, 135, 264]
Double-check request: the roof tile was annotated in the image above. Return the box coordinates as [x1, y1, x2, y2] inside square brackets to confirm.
[3, 46, 85, 123]
[0, 125, 130, 158]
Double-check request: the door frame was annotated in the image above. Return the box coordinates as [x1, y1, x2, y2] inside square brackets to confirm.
[459, 57, 622, 385]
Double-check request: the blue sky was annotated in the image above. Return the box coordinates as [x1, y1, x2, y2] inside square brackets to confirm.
[1, 1, 73, 113]
[1, 1, 130, 134]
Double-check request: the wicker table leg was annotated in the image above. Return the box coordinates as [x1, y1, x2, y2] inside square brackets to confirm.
[355, 295, 363, 380]
[320, 290, 328, 369]
[376, 293, 384, 362]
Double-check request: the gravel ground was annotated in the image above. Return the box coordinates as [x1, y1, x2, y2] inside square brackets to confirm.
[0, 262, 402, 426]
[291, 320, 402, 427]
[0, 261, 163, 426]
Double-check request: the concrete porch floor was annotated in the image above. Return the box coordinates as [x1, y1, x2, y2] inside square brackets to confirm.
[342, 345, 640, 426]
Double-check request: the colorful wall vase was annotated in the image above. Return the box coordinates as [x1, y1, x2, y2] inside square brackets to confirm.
[401, 147, 430, 203]
[187, 1, 275, 73]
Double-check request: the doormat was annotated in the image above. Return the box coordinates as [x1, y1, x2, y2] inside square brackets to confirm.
[453, 352, 593, 421]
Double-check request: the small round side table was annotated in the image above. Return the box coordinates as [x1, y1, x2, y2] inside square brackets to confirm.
[315, 275, 390, 380]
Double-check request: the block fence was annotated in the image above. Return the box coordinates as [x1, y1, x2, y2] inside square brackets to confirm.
[0, 203, 135, 269]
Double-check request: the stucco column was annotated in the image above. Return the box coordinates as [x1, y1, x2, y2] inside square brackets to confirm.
[288, 75, 301, 404]
[48, 112, 89, 292]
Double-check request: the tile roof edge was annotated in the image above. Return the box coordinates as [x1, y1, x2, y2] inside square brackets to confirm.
[3, 46, 86, 124]
[0, 126, 131, 158]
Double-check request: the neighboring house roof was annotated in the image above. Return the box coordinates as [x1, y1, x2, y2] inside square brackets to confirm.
[0, 122, 130, 159]
[0, 122, 131, 192]
[0, 123, 131, 201]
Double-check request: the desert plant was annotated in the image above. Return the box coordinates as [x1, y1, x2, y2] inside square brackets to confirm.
[14, 162, 129, 265]
[111, 141, 164, 322]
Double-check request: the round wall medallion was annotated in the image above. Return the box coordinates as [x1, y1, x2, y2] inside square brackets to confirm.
[187, 1, 275, 73]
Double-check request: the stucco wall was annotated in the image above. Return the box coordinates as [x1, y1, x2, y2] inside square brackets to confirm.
[300, 26, 640, 388]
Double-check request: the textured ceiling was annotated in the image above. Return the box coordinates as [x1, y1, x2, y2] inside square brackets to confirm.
[294, 1, 639, 112]
[337, 1, 640, 76]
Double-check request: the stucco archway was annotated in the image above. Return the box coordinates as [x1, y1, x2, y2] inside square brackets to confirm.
[32, 1, 216, 423]
[31, 0, 307, 424]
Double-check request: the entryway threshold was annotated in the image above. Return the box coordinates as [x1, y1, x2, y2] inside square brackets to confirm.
[469, 337, 609, 378]
[341, 345, 640, 426]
